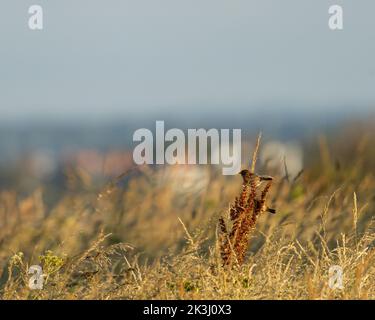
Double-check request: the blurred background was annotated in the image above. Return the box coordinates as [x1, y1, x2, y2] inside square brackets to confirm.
[0, 1, 374, 261]
[1, 1, 374, 188]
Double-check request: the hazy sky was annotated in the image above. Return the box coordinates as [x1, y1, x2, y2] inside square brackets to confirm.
[0, 1, 374, 122]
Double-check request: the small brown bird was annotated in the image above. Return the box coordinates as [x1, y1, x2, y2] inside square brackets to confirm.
[238, 169, 273, 186]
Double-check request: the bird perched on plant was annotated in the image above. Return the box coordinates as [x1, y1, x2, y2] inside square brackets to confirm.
[238, 169, 273, 186]
[239, 170, 276, 215]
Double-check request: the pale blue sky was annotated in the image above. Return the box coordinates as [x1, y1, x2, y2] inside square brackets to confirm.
[0, 1, 374, 122]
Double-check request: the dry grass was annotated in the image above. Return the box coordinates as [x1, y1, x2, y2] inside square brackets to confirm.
[0, 124, 375, 300]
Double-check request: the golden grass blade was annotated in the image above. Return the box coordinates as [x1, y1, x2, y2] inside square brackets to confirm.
[250, 132, 262, 173]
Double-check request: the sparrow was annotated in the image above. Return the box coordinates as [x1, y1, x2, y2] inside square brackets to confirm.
[238, 169, 273, 186]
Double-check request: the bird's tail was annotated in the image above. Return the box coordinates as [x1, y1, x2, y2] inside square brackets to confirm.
[260, 175, 273, 181]
[266, 207, 276, 214]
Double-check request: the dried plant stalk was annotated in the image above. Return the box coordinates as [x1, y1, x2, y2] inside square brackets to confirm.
[218, 135, 275, 267]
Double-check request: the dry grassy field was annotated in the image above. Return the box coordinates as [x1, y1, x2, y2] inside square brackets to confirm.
[0, 120, 374, 300]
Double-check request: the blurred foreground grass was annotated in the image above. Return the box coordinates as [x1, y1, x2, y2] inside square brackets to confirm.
[0, 120, 374, 299]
